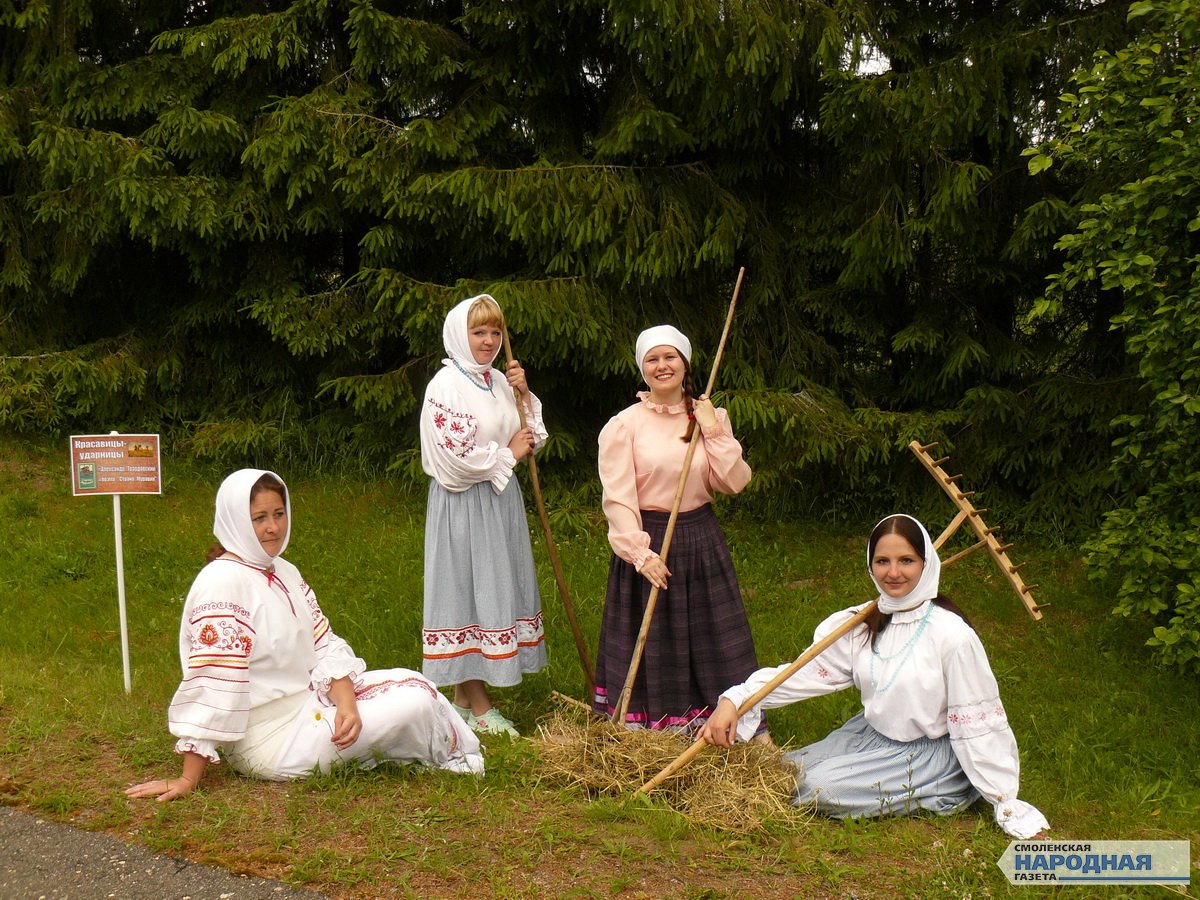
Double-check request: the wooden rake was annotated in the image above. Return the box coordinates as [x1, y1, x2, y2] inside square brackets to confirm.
[908, 440, 1047, 621]
[639, 441, 1049, 792]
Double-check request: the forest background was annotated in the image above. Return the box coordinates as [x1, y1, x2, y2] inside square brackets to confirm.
[2, 0, 1198, 670]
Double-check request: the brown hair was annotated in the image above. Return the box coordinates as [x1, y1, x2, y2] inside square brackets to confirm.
[862, 515, 971, 648]
[205, 473, 288, 564]
[680, 356, 698, 442]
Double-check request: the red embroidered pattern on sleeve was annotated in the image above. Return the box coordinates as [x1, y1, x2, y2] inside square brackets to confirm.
[947, 697, 1009, 738]
[427, 398, 478, 458]
[186, 604, 254, 670]
[301, 580, 331, 645]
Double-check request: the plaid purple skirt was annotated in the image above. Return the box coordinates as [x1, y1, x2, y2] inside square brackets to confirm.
[593, 505, 763, 732]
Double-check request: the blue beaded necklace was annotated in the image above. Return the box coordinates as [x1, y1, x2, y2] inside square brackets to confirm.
[868, 600, 934, 694]
[452, 358, 494, 393]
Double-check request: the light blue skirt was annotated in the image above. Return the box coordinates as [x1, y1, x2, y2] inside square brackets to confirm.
[422, 479, 547, 688]
[786, 712, 980, 819]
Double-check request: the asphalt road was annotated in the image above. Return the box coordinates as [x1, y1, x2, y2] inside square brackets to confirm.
[0, 806, 327, 900]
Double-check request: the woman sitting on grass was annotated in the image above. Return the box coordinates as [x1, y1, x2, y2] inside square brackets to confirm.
[125, 468, 483, 802]
[699, 513, 1049, 839]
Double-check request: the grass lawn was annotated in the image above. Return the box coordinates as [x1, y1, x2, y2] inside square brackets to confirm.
[1, 435, 1196, 898]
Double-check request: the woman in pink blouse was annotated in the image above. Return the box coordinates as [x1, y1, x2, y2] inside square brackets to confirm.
[592, 325, 764, 735]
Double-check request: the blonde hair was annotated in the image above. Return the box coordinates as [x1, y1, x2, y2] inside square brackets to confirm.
[467, 295, 505, 330]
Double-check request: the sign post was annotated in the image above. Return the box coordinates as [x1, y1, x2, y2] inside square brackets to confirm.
[69, 432, 162, 694]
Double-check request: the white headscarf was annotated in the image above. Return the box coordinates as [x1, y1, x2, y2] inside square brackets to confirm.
[443, 294, 502, 376]
[867, 514, 941, 614]
[213, 468, 291, 568]
[635, 325, 692, 373]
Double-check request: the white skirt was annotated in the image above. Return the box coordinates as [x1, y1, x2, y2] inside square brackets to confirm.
[224, 668, 483, 780]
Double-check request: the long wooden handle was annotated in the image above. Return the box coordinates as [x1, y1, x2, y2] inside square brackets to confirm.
[611, 267, 746, 724]
[502, 326, 596, 696]
[638, 599, 877, 793]
[699, 267, 744, 398]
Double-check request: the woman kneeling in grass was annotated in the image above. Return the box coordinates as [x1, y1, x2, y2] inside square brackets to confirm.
[699, 513, 1048, 838]
[126, 469, 483, 802]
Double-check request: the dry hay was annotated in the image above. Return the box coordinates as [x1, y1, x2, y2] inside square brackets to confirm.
[534, 700, 809, 833]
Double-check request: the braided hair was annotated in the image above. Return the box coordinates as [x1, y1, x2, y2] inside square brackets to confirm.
[680, 358, 698, 442]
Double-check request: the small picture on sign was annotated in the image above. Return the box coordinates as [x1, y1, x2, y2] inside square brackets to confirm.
[77, 463, 97, 490]
[128, 442, 155, 458]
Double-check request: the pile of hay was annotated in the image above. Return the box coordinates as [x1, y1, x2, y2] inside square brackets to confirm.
[534, 699, 807, 833]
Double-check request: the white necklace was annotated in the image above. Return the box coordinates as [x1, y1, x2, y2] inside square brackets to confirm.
[868, 602, 934, 694]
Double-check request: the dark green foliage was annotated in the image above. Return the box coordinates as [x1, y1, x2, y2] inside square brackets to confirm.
[0, 0, 1146, 533]
[1026, 0, 1200, 671]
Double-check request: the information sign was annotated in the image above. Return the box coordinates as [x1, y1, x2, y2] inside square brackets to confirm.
[69, 434, 161, 496]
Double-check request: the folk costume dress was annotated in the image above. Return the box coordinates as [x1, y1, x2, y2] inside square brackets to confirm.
[420, 296, 549, 688]
[593, 326, 760, 731]
[719, 515, 1049, 839]
[167, 469, 484, 780]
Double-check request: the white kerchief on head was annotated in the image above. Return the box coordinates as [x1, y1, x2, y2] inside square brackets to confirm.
[443, 294, 500, 375]
[867, 513, 941, 614]
[635, 325, 692, 373]
[213, 468, 291, 568]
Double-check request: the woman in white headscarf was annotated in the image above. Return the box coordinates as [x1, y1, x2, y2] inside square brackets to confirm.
[418, 294, 548, 737]
[125, 469, 483, 802]
[592, 324, 761, 736]
[699, 514, 1049, 839]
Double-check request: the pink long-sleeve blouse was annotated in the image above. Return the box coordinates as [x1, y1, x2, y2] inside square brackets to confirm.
[597, 392, 751, 568]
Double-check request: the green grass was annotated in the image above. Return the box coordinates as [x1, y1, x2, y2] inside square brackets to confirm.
[0, 434, 1197, 898]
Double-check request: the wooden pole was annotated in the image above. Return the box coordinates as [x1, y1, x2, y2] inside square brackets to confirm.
[611, 268, 746, 724]
[502, 326, 596, 697]
[638, 600, 877, 793]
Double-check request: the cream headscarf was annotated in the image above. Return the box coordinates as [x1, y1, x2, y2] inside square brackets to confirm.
[213, 468, 291, 568]
[635, 325, 692, 375]
[442, 294, 502, 376]
[866, 514, 941, 614]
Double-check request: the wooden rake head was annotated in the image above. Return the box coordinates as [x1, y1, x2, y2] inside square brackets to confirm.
[908, 440, 1047, 621]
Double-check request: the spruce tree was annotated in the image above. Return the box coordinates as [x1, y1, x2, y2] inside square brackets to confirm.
[0, 0, 1145, 530]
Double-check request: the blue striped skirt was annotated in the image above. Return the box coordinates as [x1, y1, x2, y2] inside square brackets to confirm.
[786, 712, 981, 818]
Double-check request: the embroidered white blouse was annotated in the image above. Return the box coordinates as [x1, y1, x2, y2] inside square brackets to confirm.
[598, 392, 751, 568]
[168, 557, 366, 762]
[722, 600, 1047, 835]
[420, 365, 548, 494]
